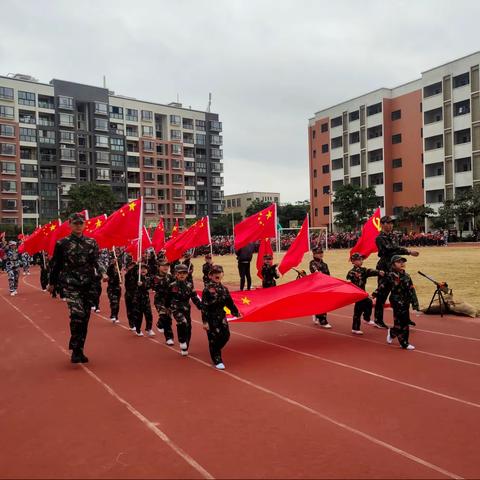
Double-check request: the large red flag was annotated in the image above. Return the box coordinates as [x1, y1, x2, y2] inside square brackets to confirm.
[152, 219, 166, 253]
[205, 272, 367, 323]
[170, 218, 179, 239]
[256, 237, 273, 279]
[278, 216, 310, 275]
[349, 208, 382, 260]
[234, 203, 277, 251]
[18, 226, 42, 255]
[83, 214, 108, 238]
[126, 226, 153, 261]
[165, 216, 211, 262]
[92, 199, 142, 249]
[21, 220, 60, 255]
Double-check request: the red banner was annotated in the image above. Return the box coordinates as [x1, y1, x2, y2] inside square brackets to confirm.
[349, 208, 382, 260]
[234, 203, 276, 251]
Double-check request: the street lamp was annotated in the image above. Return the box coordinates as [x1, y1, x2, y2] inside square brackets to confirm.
[57, 184, 63, 217]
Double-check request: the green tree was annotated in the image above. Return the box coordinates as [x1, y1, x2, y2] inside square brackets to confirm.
[400, 204, 434, 231]
[332, 184, 378, 231]
[66, 183, 117, 217]
[432, 200, 456, 230]
[245, 199, 271, 217]
[453, 192, 473, 238]
[210, 213, 242, 235]
[278, 201, 310, 227]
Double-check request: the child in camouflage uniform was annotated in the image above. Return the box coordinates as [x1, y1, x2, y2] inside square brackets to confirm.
[166, 263, 202, 356]
[106, 252, 122, 323]
[346, 253, 384, 335]
[5, 241, 20, 296]
[309, 247, 332, 328]
[202, 253, 213, 287]
[261, 254, 279, 288]
[201, 265, 240, 369]
[21, 252, 31, 276]
[153, 259, 174, 345]
[380, 255, 420, 350]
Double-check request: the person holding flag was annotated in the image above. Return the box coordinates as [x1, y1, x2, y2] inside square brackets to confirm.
[309, 247, 332, 328]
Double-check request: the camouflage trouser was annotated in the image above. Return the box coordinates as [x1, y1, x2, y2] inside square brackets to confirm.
[172, 308, 192, 346]
[389, 306, 410, 348]
[40, 269, 49, 290]
[7, 268, 19, 292]
[205, 317, 230, 365]
[93, 280, 102, 310]
[22, 262, 30, 274]
[352, 297, 373, 330]
[125, 293, 135, 328]
[107, 286, 121, 318]
[132, 294, 153, 334]
[374, 275, 391, 324]
[64, 285, 95, 351]
[314, 313, 328, 325]
[154, 299, 173, 340]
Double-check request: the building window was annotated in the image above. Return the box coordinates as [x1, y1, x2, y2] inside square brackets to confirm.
[18, 91, 35, 106]
[59, 113, 74, 127]
[95, 135, 109, 148]
[367, 125, 382, 139]
[96, 151, 110, 164]
[2, 180, 17, 192]
[426, 189, 444, 203]
[170, 130, 182, 141]
[332, 158, 343, 170]
[19, 127, 36, 142]
[0, 105, 14, 119]
[321, 122, 328, 132]
[351, 177, 361, 186]
[391, 110, 401, 121]
[321, 143, 329, 153]
[142, 125, 154, 137]
[392, 133, 402, 144]
[314, 188, 318, 197]
[312, 130, 316, 139]
[109, 105, 123, 119]
[323, 185, 330, 194]
[313, 169, 317, 178]
[454, 129, 471, 144]
[58, 96, 74, 109]
[61, 166, 76, 178]
[95, 118, 108, 131]
[454, 157, 472, 172]
[60, 130, 74, 143]
[171, 144, 182, 155]
[425, 135, 443, 150]
[19, 110, 35, 124]
[322, 164, 329, 174]
[331, 136, 342, 149]
[142, 140, 154, 151]
[393, 206, 403, 217]
[453, 72, 469, 88]
[323, 206, 329, 215]
[393, 182, 403, 192]
[367, 102, 382, 116]
[349, 131, 360, 144]
[195, 119, 206, 130]
[453, 100, 470, 116]
[195, 133, 206, 145]
[348, 154, 359, 166]
[125, 108, 138, 122]
[196, 162, 207, 174]
[0, 87, 14, 100]
[330, 116, 342, 128]
[368, 173, 384, 186]
[95, 102, 108, 115]
[1, 199, 17, 211]
[1, 161, 16, 174]
[0, 124, 15, 137]
[143, 156, 154, 167]
[312, 149, 316, 158]
[0, 143, 16, 156]
[349, 110, 359, 122]
[38, 129, 55, 144]
[111, 154, 125, 167]
[141, 110, 153, 121]
[111, 138, 124, 151]
[170, 115, 181, 126]
[423, 82, 442, 98]
[368, 148, 383, 163]
[96, 168, 110, 180]
[392, 158, 402, 168]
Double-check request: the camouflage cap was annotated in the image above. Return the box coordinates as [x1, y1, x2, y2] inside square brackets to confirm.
[350, 252, 363, 261]
[174, 264, 189, 273]
[158, 259, 170, 266]
[391, 254, 407, 264]
[380, 215, 394, 224]
[312, 246, 323, 254]
[205, 253, 212, 259]
[69, 212, 85, 224]
[210, 264, 224, 274]
[263, 254, 273, 260]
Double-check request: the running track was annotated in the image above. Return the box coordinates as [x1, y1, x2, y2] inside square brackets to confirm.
[1, 268, 479, 478]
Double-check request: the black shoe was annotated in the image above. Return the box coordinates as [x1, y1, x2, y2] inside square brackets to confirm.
[409, 320, 416, 327]
[71, 351, 82, 363]
[78, 351, 89, 363]
[374, 321, 388, 329]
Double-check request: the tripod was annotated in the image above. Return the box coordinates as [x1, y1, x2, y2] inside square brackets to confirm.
[426, 286, 448, 317]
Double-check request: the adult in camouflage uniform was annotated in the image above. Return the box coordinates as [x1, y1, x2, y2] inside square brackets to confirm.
[202, 253, 213, 287]
[261, 254, 279, 288]
[374, 216, 419, 329]
[153, 259, 174, 344]
[346, 253, 383, 334]
[123, 259, 137, 329]
[201, 265, 240, 369]
[48, 213, 107, 363]
[379, 255, 420, 350]
[39, 252, 50, 291]
[166, 263, 202, 356]
[106, 252, 122, 323]
[182, 252, 194, 285]
[309, 247, 332, 328]
[21, 251, 31, 275]
[5, 241, 21, 295]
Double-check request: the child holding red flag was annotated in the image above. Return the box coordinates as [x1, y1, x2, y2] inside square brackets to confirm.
[309, 247, 332, 328]
[261, 254, 279, 288]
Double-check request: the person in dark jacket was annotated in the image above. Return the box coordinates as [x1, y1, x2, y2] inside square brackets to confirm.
[202, 253, 213, 287]
[309, 247, 332, 328]
[106, 252, 122, 323]
[235, 242, 255, 290]
[261, 254, 279, 288]
[153, 259, 174, 344]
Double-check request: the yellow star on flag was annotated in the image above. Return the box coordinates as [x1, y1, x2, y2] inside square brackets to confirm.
[128, 201, 136, 211]
[95, 219, 102, 228]
[224, 306, 231, 315]
[241, 296, 251, 305]
[50, 224, 56, 231]
[266, 210, 272, 219]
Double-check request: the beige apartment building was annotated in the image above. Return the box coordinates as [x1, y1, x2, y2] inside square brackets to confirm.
[224, 192, 280, 218]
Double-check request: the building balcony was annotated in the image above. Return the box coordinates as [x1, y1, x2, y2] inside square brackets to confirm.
[452, 84, 471, 103]
[454, 142, 471, 159]
[455, 170, 473, 188]
[366, 112, 383, 128]
[453, 113, 471, 132]
[367, 136, 383, 151]
[422, 93, 443, 112]
[423, 121, 443, 138]
[424, 147, 444, 165]
[424, 174, 445, 191]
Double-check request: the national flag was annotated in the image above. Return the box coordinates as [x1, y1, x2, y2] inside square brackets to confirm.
[278, 215, 310, 275]
[171, 218, 179, 239]
[46, 209, 90, 255]
[165, 216, 211, 262]
[92, 199, 142, 249]
[83, 214, 108, 238]
[19, 220, 60, 255]
[151, 218, 166, 253]
[126, 226, 153, 261]
[226, 272, 368, 323]
[256, 237, 273, 279]
[234, 203, 276, 251]
[18, 227, 42, 255]
[349, 208, 382, 260]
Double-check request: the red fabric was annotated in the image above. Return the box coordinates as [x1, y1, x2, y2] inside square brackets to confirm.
[170, 219, 179, 239]
[92, 199, 142, 249]
[126, 226, 153, 261]
[165, 216, 211, 262]
[256, 237, 273, 279]
[349, 208, 382, 260]
[18, 227, 41, 255]
[226, 272, 367, 323]
[278, 216, 309, 275]
[20, 220, 60, 255]
[234, 203, 276, 250]
[46, 221, 70, 256]
[83, 214, 108, 238]
[151, 219, 166, 253]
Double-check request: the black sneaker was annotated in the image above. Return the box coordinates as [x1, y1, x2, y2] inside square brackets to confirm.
[78, 350, 89, 363]
[409, 320, 416, 327]
[374, 321, 388, 329]
[71, 351, 82, 363]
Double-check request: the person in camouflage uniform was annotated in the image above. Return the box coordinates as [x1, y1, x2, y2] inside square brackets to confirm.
[261, 254, 279, 288]
[202, 253, 213, 287]
[5, 241, 20, 295]
[106, 252, 122, 323]
[153, 259, 174, 344]
[48, 213, 107, 363]
[201, 265, 240, 369]
[346, 253, 384, 334]
[309, 247, 332, 328]
[374, 216, 419, 329]
[379, 255, 420, 350]
[182, 252, 194, 285]
[21, 251, 31, 275]
[166, 263, 202, 356]
[123, 259, 137, 330]
[39, 252, 50, 291]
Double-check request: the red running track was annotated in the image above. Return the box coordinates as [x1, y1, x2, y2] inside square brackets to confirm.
[0, 268, 479, 479]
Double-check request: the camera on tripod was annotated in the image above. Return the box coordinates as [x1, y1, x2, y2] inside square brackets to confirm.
[418, 271, 450, 317]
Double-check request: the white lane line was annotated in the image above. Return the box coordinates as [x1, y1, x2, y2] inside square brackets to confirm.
[330, 311, 480, 342]
[1, 294, 214, 480]
[281, 320, 480, 368]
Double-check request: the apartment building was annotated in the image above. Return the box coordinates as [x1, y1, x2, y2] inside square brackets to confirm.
[309, 52, 480, 231]
[223, 191, 280, 218]
[0, 75, 224, 231]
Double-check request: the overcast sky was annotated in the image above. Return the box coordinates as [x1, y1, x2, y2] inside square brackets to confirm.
[1, 0, 479, 203]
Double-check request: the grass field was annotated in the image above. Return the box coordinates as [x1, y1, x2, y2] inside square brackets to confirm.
[190, 245, 480, 311]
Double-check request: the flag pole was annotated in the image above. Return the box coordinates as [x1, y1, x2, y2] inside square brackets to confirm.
[137, 197, 144, 283]
[307, 214, 311, 252]
[274, 202, 280, 255]
[112, 246, 123, 285]
[206, 215, 213, 257]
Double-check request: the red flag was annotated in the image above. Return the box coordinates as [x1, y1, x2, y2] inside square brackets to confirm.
[152, 219, 166, 253]
[349, 208, 382, 260]
[46, 220, 69, 256]
[165, 216, 211, 262]
[92, 199, 142, 249]
[18, 227, 41, 255]
[83, 214, 108, 238]
[171, 218, 179, 239]
[20, 220, 60, 255]
[201, 272, 368, 323]
[234, 203, 277, 251]
[126, 226, 152, 261]
[256, 237, 273, 279]
[278, 216, 310, 275]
